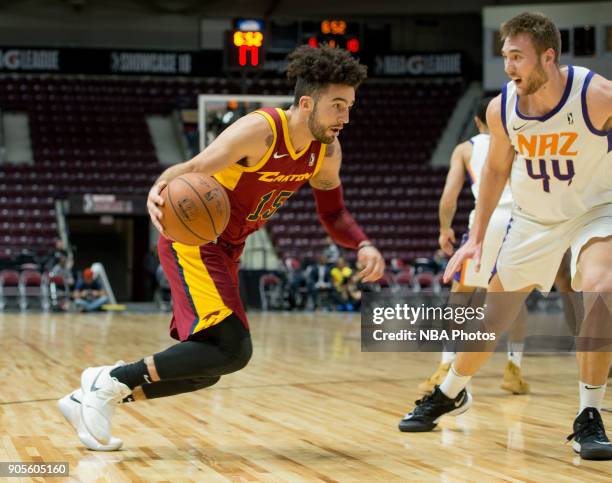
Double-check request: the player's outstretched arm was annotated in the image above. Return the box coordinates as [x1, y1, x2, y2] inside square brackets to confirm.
[438, 141, 470, 255]
[443, 95, 514, 282]
[310, 139, 385, 282]
[147, 114, 272, 234]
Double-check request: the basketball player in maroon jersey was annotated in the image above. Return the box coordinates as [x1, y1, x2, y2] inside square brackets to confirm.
[59, 45, 385, 450]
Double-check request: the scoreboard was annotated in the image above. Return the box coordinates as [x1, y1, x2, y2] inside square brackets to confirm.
[223, 18, 389, 71]
[307, 20, 360, 53]
[224, 18, 266, 70]
[231, 31, 264, 67]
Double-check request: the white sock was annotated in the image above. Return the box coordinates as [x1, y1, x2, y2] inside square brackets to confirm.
[441, 351, 456, 364]
[439, 364, 472, 399]
[507, 342, 524, 367]
[579, 381, 607, 413]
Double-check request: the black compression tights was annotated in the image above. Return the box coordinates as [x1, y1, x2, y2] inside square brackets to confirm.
[138, 314, 252, 399]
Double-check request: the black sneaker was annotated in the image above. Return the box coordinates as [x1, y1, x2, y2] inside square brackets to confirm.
[567, 407, 612, 460]
[398, 386, 472, 432]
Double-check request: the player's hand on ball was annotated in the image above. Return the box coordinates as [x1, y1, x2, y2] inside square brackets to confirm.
[147, 180, 168, 236]
[443, 238, 482, 283]
[438, 227, 456, 256]
[358, 245, 385, 283]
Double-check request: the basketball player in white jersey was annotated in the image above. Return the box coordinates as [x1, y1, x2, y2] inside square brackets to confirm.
[417, 97, 529, 396]
[399, 12, 612, 460]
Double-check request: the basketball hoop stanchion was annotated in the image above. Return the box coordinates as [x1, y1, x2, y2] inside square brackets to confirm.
[198, 94, 294, 151]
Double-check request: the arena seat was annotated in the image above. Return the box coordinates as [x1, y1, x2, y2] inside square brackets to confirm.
[0, 269, 20, 309]
[395, 268, 415, 289]
[19, 269, 49, 310]
[259, 273, 284, 311]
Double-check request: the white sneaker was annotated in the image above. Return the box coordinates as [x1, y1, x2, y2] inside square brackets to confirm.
[80, 362, 132, 445]
[58, 389, 123, 451]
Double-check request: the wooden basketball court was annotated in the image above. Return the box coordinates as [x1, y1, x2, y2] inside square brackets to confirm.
[1, 310, 611, 481]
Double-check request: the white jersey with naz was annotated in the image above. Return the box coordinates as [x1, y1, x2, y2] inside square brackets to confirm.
[502, 65, 612, 224]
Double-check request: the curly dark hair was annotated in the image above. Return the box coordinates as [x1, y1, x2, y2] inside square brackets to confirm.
[286, 45, 368, 106]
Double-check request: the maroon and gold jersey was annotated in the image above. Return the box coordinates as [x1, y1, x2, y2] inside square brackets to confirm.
[214, 107, 325, 245]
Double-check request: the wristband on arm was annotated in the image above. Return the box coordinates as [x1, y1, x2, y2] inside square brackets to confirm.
[357, 241, 374, 251]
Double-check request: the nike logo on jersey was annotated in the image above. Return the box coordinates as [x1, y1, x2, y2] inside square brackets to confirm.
[513, 123, 528, 131]
[273, 152, 288, 159]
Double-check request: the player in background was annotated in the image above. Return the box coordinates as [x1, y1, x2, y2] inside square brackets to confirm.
[399, 12, 612, 460]
[59, 45, 385, 450]
[417, 97, 529, 396]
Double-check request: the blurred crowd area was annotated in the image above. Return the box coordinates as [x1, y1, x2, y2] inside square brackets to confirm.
[0, 238, 110, 312]
[0, 231, 451, 315]
[258, 237, 450, 312]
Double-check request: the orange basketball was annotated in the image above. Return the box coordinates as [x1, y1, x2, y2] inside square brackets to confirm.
[159, 173, 230, 245]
